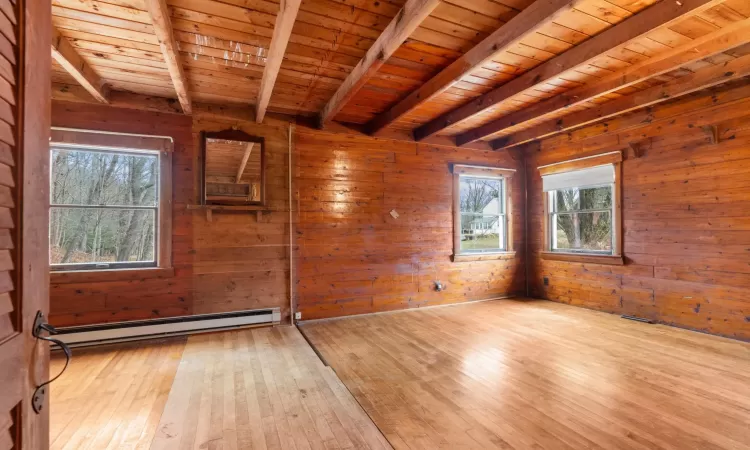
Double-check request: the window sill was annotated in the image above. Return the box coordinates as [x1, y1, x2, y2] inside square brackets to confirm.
[51, 267, 175, 284]
[540, 252, 624, 265]
[452, 251, 516, 262]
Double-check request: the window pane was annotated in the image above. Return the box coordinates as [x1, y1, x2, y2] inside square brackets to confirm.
[460, 177, 502, 214]
[460, 214, 504, 252]
[552, 186, 611, 212]
[552, 211, 612, 252]
[51, 148, 158, 207]
[50, 207, 156, 266]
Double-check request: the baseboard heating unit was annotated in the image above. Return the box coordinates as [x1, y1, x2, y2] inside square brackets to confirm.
[53, 308, 281, 348]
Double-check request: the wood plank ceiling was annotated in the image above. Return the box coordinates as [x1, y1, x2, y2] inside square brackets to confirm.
[51, 0, 750, 148]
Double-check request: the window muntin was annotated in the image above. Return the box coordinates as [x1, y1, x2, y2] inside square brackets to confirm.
[50, 146, 160, 271]
[548, 185, 613, 254]
[459, 175, 506, 253]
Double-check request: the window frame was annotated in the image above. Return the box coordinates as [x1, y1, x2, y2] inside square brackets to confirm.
[451, 164, 515, 262]
[539, 151, 623, 265]
[49, 128, 174, 282]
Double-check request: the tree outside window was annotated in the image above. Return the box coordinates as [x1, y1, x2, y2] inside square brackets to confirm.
[50, 147, 160, 271]
[549, 185, 613, 253]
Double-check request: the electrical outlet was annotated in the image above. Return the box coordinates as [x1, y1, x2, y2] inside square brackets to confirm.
[294, 312, 302, 320]
[543, 277, 549, 286]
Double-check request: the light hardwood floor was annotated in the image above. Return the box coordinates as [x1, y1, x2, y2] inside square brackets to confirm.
[50, 326, 390, 450]
[50, 337, 186, 449]
[300, 299, 750, 450]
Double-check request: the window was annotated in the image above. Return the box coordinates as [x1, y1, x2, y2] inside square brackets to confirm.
[548, 177, 613, 254]
[452, 165, 515, 261]
[459, 176, 506, 252]
[49, 129, 173, 275]
[540, 152, 623, 265]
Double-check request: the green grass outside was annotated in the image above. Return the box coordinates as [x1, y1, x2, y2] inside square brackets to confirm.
[461, 234, 500, 251]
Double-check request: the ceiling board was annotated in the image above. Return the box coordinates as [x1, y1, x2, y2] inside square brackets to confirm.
[49, 0, 750, 148]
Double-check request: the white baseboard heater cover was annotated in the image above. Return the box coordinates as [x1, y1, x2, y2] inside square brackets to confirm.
[54, 308, 281, 348]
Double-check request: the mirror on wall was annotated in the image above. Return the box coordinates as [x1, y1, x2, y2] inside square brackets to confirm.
[200, 129, 265, 206]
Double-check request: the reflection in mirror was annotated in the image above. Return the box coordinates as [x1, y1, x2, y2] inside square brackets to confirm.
[202, 131, 265, 205]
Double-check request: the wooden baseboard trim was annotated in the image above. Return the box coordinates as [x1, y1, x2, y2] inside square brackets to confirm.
[297, 295, 517, 325]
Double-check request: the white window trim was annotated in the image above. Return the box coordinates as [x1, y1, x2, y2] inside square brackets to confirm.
[451, 164, 515, 262]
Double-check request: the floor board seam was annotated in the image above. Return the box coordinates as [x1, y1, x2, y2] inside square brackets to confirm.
[303, 331, 397, 450]
[296, 324, 329, 367]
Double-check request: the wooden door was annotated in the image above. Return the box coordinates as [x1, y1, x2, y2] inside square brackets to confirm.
[0, 0, 50, 448]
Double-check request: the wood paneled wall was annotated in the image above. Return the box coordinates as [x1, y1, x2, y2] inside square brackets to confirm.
[52, 78, 750, 340]
[49, 101, 294, 325]
[294, 128, 525, 320]
[190, 105, 293, 319]
[526, 79, 750, 341]
[50, 100, 525, 326]
[50, 101, 195, 326]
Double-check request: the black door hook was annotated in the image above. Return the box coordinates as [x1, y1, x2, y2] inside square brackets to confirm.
[31, 311, 72, 414]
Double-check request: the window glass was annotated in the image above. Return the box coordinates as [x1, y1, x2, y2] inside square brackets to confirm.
[552, 211, 612, 252]
[50, 147, 159, 270]
[51, 149, 157, 206]
[551, 186, 611, 213]
[460, 177, 502, 214]
[50, 208, 156, 266]
[459, 176, 506, 253]
[549, 185, 613, 253]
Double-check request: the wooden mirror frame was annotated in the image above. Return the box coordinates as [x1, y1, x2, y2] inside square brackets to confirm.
[200, 129, 266, 206]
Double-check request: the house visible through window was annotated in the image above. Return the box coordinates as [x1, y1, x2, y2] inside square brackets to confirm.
[50, 145, 161, 271]
[452, 164, 515, 260]
[459, 175, 506, 253]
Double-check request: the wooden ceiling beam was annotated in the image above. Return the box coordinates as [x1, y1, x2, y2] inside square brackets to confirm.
[236, 142, 255, 183]
[51, 28, 109, 104]
[256, 0, 302, 123]
[455, 16, 750, 146]
[144, 0, 192, 114]
[491, 53, 750, 150]
[419, 0, 724, 143]
[318, 0, 441, 127]
[51, 82, 496, 151]
[363, 0, 579, 135]
[52, 83, 184, 114]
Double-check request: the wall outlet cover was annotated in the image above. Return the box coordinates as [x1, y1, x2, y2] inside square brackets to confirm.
[390, 209, 399, 219]
[294, 312, 302, 320]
